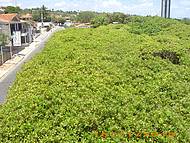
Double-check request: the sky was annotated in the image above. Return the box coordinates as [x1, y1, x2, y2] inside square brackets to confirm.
[0, 0, 190, 18]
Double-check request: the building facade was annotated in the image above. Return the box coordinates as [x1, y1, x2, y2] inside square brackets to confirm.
[0, 14, 33, 47]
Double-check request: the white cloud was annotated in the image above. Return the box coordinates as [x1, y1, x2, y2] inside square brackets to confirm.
[0, 0, 13, 2]
[0, 0, 15, 7]
[102, 0, 123, 8]
[180, 0, 190, 6]
[54, 1, 66, 8]
[53, 0, 157, 15]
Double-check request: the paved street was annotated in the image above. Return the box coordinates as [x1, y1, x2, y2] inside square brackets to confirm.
[0, 27, 64, 104]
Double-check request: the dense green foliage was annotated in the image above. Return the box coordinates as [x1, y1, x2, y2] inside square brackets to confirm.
[91, 13, 110, 27]
[125, 16, 178, 36]
[74, 11, 128, 26]
[181, 18, 190, 25]
[4, 6, 21, 14]
[32, 5, 52, 22]
[2, 5, 74, 23]
[75, 11, 98, 23]
[0, 16, 190, 142]
[91, 12, 128, 27]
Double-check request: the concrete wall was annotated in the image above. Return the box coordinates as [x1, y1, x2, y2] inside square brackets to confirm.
[0, 23, 10, 44]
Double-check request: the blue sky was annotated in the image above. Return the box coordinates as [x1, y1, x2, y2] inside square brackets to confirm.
[0, 0, 190, 18]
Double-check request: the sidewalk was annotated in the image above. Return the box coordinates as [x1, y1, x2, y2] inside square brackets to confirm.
[0, 26, 63, 81]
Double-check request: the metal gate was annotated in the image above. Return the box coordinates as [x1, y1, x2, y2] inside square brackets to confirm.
[0, 46, 11, 66]
[0, 46, 24, 66]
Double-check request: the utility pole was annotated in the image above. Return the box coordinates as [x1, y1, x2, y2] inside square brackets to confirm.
[0, 46, 3, 65]
[168, 0, 171, 18]
[161, 0, 164, 17]
[10, 39, 13, 59]
[41, 12, 44, 28]
[41, 6, 44, 28]
[161, 0, 171, 18]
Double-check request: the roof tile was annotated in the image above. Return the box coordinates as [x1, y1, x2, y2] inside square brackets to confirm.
[0, 13, 19, 23]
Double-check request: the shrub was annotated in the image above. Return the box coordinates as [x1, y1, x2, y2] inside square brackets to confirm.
[153, 50, 180, 65]
[0, 17, 190, 142]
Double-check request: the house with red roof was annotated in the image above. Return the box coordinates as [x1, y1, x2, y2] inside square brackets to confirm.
[0, 13, 33, 46]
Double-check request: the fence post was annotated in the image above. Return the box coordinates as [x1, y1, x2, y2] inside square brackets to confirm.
[1, 45, 3, 64]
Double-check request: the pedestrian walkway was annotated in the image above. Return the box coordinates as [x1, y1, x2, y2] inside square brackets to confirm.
[0, 26, 64, 103]
[0, 26, 62, 81]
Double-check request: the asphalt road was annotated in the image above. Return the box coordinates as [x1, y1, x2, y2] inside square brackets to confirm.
[0, 28, 63, 104]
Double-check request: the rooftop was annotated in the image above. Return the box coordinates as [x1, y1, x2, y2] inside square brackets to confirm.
[20, 13, 32, 19]
[0, 13, 20, 23]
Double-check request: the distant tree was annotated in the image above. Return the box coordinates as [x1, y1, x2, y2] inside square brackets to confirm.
[91, 12, 128, 27]
[111, 12, 126, 23]
[57, 17, 66, 24]
[182, 18, 190, 25]
[51, 15, 66, 24]
[4, 6, 21, 14]
[41, 5, 50, 22]
[32, 10, 41, 22]
[32, 5, 51, 22]
[91, 13, 110, 27]
[22, 8, 32, 14]
[75, 11, 97, 23]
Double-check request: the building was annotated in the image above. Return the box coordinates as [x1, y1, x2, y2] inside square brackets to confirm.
[36, 22, 51, 30]
[0, 7, 5, 14]
[0, 9, 4, 14]
[64, 20, 73, 27]
[0, 13, 33, 47]
[75, 23, 91, 28]
[20, 13, 33, 21]
[20, 13, 37, 39]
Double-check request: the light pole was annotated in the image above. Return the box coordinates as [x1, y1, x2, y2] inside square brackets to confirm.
[41, 10, 44, 28]
[161, 0, 164, 17]
[161, 0, 171, 18]
[168, 0, 171, 18]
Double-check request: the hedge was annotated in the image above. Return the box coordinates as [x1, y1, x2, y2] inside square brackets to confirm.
[0, 16, 190, 142]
